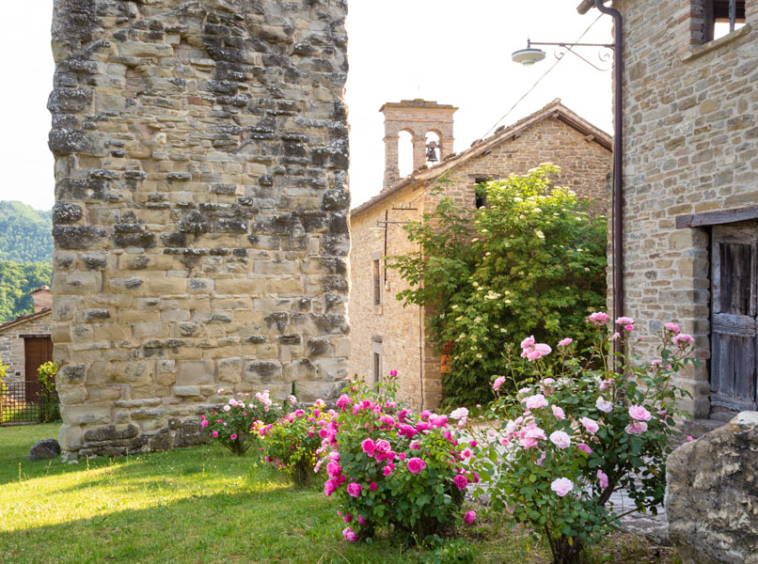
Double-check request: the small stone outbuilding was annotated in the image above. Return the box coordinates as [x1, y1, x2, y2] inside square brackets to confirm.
[0, 287, 53, 399]
[349, 99, 612, 409]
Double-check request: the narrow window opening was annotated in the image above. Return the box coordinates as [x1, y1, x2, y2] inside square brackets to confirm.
[373, 352, 382, 384]
[703, 0, 746, 43]
[373, 258, 382, 306]
[474, 176, 490, 209]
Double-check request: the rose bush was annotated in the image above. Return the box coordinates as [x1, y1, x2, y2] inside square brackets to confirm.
[320, 375, 479, 544]
[202, 389, 285, 456]
[473, 315, 695, 564]
[260, 400, 336, 484]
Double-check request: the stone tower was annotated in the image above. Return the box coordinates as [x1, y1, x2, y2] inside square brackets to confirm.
[380, 100, 457, 189]
[50, 0, 350, 459]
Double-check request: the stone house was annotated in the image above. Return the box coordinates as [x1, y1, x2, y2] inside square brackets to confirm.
[50, 0, 350, 458]
[0, 287, 53, 399]
[349, 99, 612, 409]
[576, 0, 758, 426]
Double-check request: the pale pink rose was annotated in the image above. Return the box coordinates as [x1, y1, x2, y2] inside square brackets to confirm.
[611, 332, 621, 341]
[597, 470, 609, 489]
[595, 396, 613, 413]
[223, 405, 231, 412]
[551, 477, 574, 497]
[599, 379, 613, 391]
[665, 323, 680, 334]
[580, 417, 599, 435]
[628, 405, 652, 422]
[588, 312, 609, 325]
[616, 316, 634, 326]
[686, 435, 694, 442]
[673, 333, 694, 347]
[217, 388, 224, 394]
[525, 394, 549, 410]
[450, 407, 469, 420]
[551, 405, 566, 420]
[493, 376, 506, 391]
[520, 425, 546, 449]
[558, 338, 573, 347]
[549, 430, 571, 449]
[287, 394, 297, 405]
[464, 510, 476, 525]
[521, 335, 536, 349]
[535, 452, 547, 466]
[577, 443, 593, 455]
[626, 421, 648, 435]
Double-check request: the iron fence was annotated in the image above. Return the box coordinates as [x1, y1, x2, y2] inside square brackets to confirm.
[0, 381, 60, 425]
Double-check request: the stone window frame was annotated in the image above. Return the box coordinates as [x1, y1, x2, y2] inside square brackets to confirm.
[683, 0, 752, 62]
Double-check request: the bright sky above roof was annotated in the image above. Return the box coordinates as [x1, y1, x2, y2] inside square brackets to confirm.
[0, 0, 612, 211]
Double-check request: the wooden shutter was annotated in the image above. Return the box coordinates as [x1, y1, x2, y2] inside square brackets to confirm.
[710, 223, 758, 416]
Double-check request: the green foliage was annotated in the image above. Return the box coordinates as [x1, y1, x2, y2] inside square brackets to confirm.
[473, 320, 695, 564]
[419, 537, 479, 564]
[389, 165, 607, 406]
[37, 361, 60, 423]
[0, 260, 52, 322]
[0, 201, 53, 264]
[202, 390, 284, 456]
[261, 402, 335, 485]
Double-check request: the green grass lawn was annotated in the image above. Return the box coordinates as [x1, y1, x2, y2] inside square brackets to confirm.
[0, 424, 679, 564]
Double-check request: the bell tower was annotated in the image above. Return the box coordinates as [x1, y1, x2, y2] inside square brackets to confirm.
[380, 99, 457, 189]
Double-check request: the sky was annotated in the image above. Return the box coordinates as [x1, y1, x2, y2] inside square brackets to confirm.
[0, 0, 612, 211]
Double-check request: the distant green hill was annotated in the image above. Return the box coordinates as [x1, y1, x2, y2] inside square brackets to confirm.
[0, 202, 53, 323]
[0, 201, 53, 264]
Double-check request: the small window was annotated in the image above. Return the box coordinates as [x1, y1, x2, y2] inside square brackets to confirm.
[373, 352, 382, 384]
[703, 0, 746, 43]
[474, 176, 489, 209]
[373, 258, 382, 306]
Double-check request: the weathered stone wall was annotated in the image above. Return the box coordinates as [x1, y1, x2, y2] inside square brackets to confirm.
[614, 0, 758, 418]
[349, 116, 611, 409]
[666, 411, 758, 564]
[0, 313, 53, 387]
[50, 0, 350, 458]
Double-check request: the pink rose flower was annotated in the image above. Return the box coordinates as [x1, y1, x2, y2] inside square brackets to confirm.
[520, 425, 546, 449]
[357, 516, 367, 525]
[525, 394, 548, 410]
[588, 312, 609, 325]
[374, 439, 392, 456]
[535, 452, 546, 466]
[342, 527, 358, 542]
[665, 322, 680, 334]
[382, 465, 393, 477]
[407, 457, 426, 474]
[336, 394, 350, 409]
[673, 333, 694, 347]
[324, 478, 338, 497]
[599, 378, 613, 391]
[686, 435, 694, 442]
[557, 338, 573, 347]
[326, 461, 342, 478]
[493, 376, 506, 391]
[390, 370, 398, 376]
[551, 477, 574, 497]
[369, 482, 378, 491]
[398, 452, 407, 460]
[230, 434, 237, 440]
[361, 438, 376, 456]
[616, 316, 634, 326]
[549, 430, 571, 449]
[453, 474, 468, 490]
[342, 513, 352, 523]
[201, 419, 209, 428]
[464, 510, 476, 525]
[346, 482, 363, 498]
[223, 405, 231, 412]
[551, 405, 566, 420]
[580, 417, 599, 435]
[521, 335, 536, 349]
[211, 431, 219, 438]
[628, 405, 652, 421]
[577, 443, 593, 455]
[596, 397, 613, 413]
[626, 421, 648, 435]
[597, 470, 609, 489]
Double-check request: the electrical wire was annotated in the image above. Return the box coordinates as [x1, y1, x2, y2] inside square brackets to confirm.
[478, 13, 604, 140]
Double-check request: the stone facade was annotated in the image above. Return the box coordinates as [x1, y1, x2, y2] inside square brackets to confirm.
[349, 100, 612, 409]
[605, 0, 758, 420]
[666, 411, 758, 564]
[0, 311, 53, 388]
[50, 0, 350, 458]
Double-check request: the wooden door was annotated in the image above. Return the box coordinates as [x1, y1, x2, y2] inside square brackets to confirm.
[710, 222, 758, 419]
[24, 336, 53, 402]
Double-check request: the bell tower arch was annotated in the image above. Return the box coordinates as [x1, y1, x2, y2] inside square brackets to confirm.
[380, 99, 457, 189]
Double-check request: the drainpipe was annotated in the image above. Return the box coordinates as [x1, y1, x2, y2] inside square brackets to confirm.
[592, 0, 624, 338]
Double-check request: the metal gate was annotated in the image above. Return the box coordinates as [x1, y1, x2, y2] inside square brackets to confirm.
[0, 381, 59, 425]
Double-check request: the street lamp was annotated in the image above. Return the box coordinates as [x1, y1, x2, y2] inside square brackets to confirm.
[511, 0, 626, 361]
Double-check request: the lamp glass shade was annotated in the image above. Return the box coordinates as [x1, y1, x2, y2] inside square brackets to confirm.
[511, 48, 546, 66]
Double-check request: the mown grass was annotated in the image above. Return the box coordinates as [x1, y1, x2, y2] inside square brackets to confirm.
[0, 424, 679, 564]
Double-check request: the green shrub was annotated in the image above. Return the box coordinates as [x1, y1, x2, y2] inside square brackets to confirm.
[389, 164, 607, 406]
[37, 361, 60, 423]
